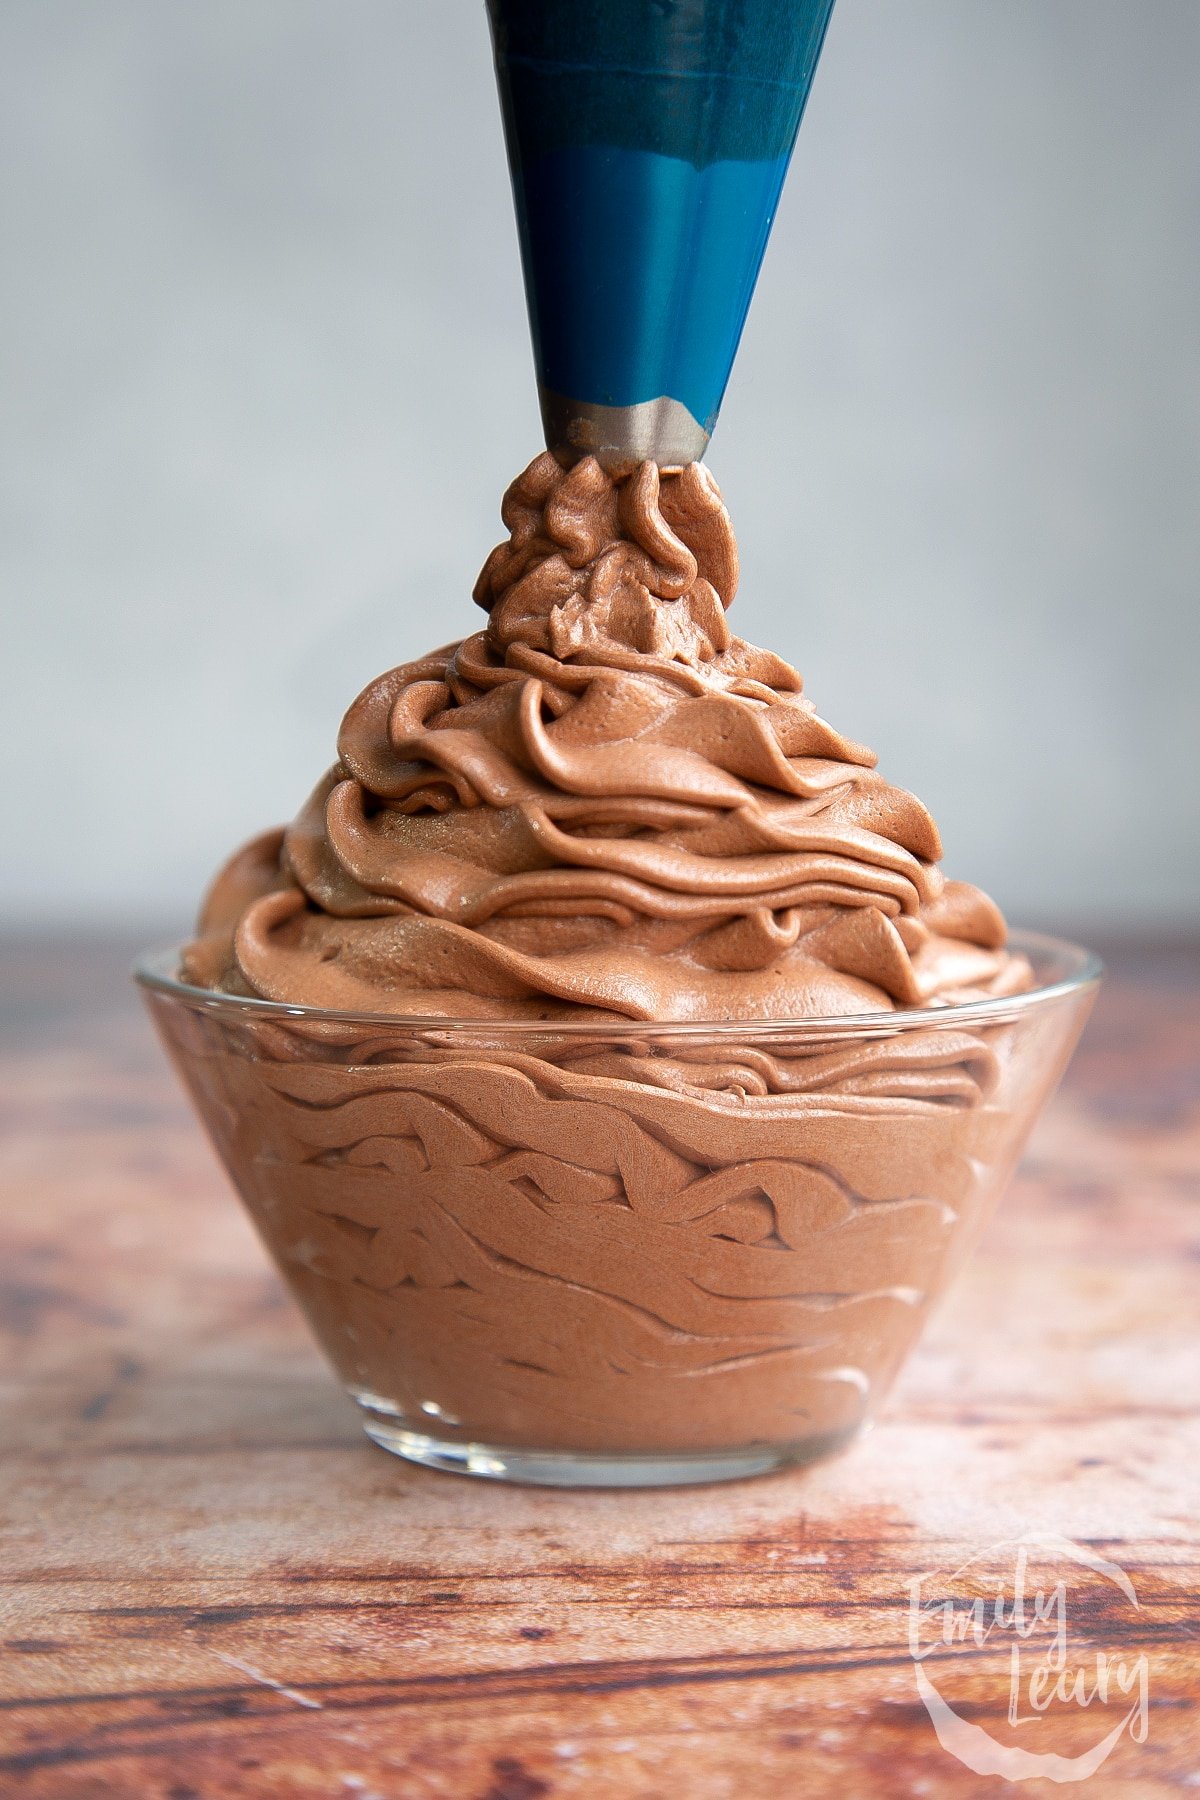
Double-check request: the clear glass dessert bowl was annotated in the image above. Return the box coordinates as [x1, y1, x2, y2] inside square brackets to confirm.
[135, 932, 1099, 1487]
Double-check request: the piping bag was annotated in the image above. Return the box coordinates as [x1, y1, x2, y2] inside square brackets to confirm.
[487, 0, 837, 470]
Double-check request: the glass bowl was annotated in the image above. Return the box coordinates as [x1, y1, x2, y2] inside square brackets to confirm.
[135, 932, 1099, 1487]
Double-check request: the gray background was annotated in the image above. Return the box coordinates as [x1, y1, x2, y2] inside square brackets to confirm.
[3, 0, 1197, 934]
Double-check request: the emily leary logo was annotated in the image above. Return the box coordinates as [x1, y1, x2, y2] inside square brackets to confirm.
[907, 1534, 1150, 1782]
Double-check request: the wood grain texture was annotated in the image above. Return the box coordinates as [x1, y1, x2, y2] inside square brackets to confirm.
[1, 938, 1197, 1798]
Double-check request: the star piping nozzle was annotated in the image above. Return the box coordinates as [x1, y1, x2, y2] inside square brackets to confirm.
[487, 0, 837, 471]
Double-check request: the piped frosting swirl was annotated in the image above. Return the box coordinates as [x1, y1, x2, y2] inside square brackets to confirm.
[185, 453, 1028, 1018]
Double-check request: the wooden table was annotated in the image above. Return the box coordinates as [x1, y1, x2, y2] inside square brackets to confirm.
[2, 938, 1197, 1797]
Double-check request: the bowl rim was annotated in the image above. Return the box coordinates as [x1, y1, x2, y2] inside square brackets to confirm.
[133, 929, 1103, 1040]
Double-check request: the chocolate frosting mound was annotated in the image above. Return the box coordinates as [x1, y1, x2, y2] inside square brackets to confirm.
[165, 453, 1058, 1462]
[185, 453, 1028, 1018]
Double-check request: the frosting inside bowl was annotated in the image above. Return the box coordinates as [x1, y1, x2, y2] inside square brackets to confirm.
[155, 455, 1075, 1468]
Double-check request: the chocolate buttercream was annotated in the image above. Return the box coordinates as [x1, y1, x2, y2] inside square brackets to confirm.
[175, 456, 1038, 1462]
[185, 453, 1028, 1018]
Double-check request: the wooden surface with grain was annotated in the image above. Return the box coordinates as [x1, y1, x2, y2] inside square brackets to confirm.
[1, 937, 1197, 1798]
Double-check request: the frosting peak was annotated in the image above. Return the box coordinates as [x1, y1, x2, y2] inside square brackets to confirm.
[186, 454, 1027, 1020]
[474, 452, 740, 670]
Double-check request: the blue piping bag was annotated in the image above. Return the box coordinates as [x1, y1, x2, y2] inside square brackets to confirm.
[487, 0, 837, 468]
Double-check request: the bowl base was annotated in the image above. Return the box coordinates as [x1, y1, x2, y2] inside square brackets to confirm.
[355, 1399, 863, 1487]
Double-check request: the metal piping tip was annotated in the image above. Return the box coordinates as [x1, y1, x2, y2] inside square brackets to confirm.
[539, 391, 709, 475]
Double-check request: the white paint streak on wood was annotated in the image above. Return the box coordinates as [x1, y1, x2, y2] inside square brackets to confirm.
[213, 1649, 324, 1711]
